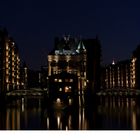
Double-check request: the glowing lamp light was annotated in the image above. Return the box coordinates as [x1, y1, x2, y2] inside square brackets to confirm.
[56, 98, 61, 103]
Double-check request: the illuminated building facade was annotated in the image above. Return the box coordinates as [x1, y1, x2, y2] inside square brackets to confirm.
[104, 60, 131, 89]
[49, 72, 78, 105]
[131, 45, 140, 89]
[103, 45, 140, 90]
[0, 28, 21, 93]
[48, 36, 87, 91]
[48, 36, 102, 105]
[48, 36, 87, 103]
[130, 57, 136, 88]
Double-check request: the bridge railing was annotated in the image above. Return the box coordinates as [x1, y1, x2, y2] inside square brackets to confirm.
[6, 89, 46, 97]
[96, 88, 140, 96]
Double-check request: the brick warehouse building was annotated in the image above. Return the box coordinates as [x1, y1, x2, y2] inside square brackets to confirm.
[0, 28, 21, 93]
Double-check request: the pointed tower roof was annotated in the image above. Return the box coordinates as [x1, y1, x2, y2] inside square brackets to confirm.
[76, 40, 86, 53]
[112, 59, 115, 65]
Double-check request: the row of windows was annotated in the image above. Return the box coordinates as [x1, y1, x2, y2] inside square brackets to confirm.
[59, 86, 72, 93]
[54, 78, 73, 82]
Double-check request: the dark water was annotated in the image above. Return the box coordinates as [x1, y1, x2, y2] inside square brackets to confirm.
[0, 96, 140, 130]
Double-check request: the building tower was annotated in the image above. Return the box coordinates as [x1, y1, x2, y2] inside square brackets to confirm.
[48, 36, 87, 91]
[47, 36, 87, 105]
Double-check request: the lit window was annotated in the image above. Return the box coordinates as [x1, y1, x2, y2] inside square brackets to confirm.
[6, 45, 8, 50]
[59, 88, 62, 91]
[56, 98, 61, 103]
[54, 79, 57, 82]
[132, 58, 136, 63]
[6, 77, 9, 83]
[6, 58, 8, 62]
[70, 79, 73, 82]
[6, 52, 8, 56]
[65, 86, 72, 92]
[69, 98, 72, 105]
[84, 81, 86, 86]
[65, 86, 69, 92]
[6, 70, 9, 74]
[58, 79, 62, 82]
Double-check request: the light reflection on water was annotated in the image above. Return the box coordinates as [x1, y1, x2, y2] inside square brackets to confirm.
[0, 96, 140, 130]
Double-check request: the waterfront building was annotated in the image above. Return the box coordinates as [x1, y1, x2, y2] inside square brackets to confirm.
[47, 36, 102, 104]
[104, 60, 131, 89]
[47, 36, 87, 104]
[0, 28, 21, 93]
[48, 36, 87, 93]
[103, 45, 140, 90]
[49, 71, 78, 105]
[131, 45, 140, 89]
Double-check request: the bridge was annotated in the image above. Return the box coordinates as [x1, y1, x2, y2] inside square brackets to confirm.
[96, 88, 140, 97]
[5, 88, 49, 108]
[6, 88, 47, 97]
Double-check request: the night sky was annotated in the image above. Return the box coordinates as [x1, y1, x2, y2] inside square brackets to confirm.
[1, 0, 140, 70]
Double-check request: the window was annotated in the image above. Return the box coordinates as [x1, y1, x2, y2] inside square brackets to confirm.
[70, 79, 73, 82]
[64, 86, 72, 93]
[59, 88, 62, 91]
[54, 79, 57, 82]
[65, 79, 73, 82]
[58, 79, 62, 82]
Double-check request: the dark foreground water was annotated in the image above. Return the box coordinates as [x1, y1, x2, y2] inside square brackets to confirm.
[0, 97, 140, 130]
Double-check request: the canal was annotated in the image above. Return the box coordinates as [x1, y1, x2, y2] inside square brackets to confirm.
[0, 92, 140, 130]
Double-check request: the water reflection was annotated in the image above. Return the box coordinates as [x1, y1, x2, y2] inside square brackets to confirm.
[96, 97, 138, 130]
[6, 108, 21, 130]
[0, 96, 140, 130]
[44, 107, 78, 130]
[132, 109, 136, 130]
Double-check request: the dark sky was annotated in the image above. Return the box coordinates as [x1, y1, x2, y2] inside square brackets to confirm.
[1, 0, 140, 70]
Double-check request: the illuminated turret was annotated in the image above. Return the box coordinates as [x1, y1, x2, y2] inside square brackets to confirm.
[112, 59, 115, 65]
